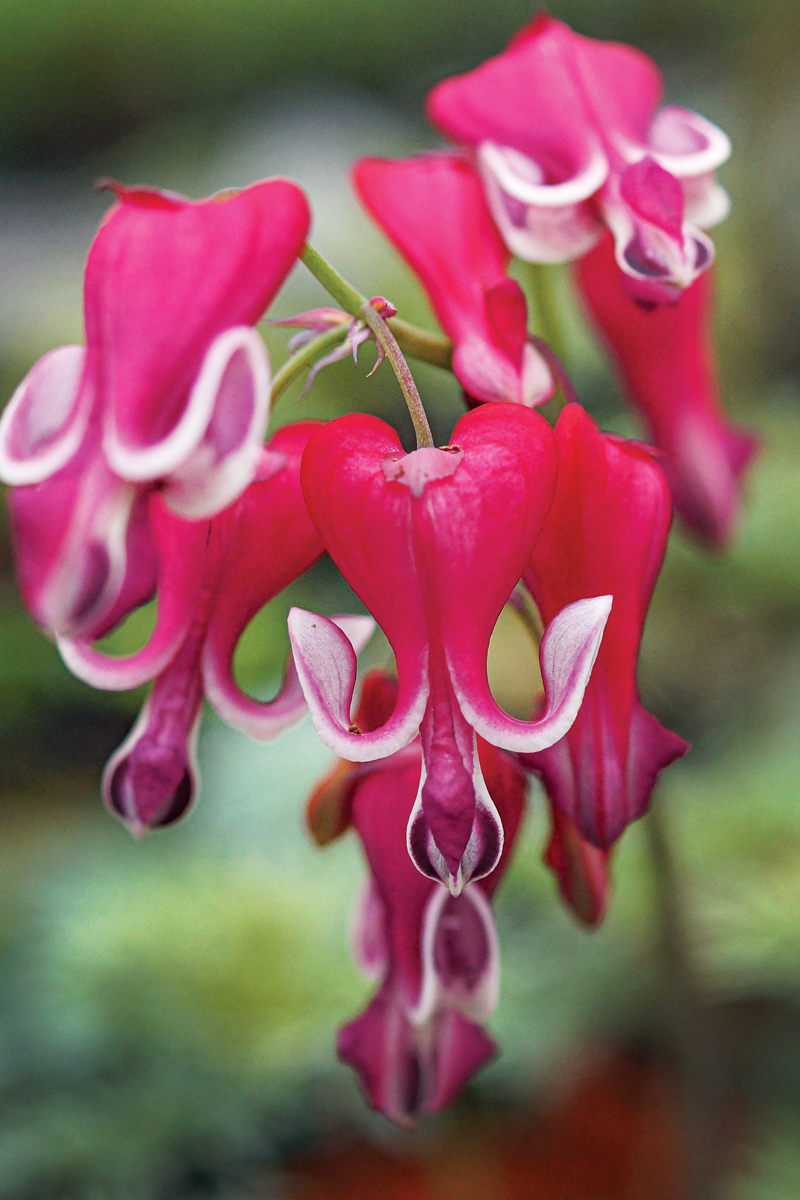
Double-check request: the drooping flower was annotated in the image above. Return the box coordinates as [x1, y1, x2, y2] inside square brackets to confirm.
[575, 233, 758, 547]
[519, 404, 688, 852]
[427, 14, 731, 304]
[353, 152, 553, 406]
[288, 402, 611, 894]
[0, 179, 311, 638]
[57, 422, 372, 835]
[307, 669, 526, 1125]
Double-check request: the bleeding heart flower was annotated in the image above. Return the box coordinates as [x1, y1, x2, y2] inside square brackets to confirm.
[575, 233, 758, 548]
[57, 423, 372, 835]
[353, 152, 553, 406]
[427, 14, 731, 305]
[288, 402, 611, 894]
[520, 404, 688, 852]
[0, 178, 311, 638]
[307, 669, 526, 1126]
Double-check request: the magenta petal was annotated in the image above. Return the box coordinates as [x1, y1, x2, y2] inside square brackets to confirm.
[57, 496, 209, 689]
[90, 179, 309, 466]
[0, 345, 91, 485]
[103, 686, 202, 836]
[528, 693, 687, 849]
[8, 437, 143, 639]
[412, 884, 499, 1024]
[522, 404, 688, 849]
[354, 153, 552, 406]
[337, 984, 496, 1126]
[575, 233, 757, 547]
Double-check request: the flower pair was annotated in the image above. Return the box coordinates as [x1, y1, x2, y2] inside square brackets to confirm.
[354, 15, 756, 548]
[307, 669, 526, 1125]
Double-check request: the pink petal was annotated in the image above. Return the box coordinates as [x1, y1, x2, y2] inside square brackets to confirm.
[575, 233, 757, 546]
[199, 423, 332, 740]
[8, 434, 148, 639]
[354, 153, 552, 404]
[89, 179, 309, 470]
[57, 495, 209, 688]
[544, 803, 611, 928]
[521, 404, 688, 848]
[352, 879, 390, 983]
[0, 346, 91, 485]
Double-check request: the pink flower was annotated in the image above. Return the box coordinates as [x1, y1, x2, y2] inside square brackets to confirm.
[353, 152, 553, 406]
[58, 423, 371, 835]
[307, 670, 526, 1126]
[575, 233, 758, 547]
[520, 404, 688, 851]
[288, 403, 611, 894]
[0, 179, 311, 638]
[427, 14, 731, 305]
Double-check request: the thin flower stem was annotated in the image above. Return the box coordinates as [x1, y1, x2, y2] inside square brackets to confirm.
[524, 262, 567, 365]
[358, 301, 434, 449]
[269, 325, 350, 403]
[300, 242, 366, 314]
[300, 242, 435, 449]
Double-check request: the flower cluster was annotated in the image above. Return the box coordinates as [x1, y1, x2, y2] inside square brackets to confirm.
[0, 15, 752, 1125]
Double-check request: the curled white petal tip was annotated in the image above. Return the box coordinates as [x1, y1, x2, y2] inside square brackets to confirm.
[104, 326, 271, 499]
[0, 345, 89, 486]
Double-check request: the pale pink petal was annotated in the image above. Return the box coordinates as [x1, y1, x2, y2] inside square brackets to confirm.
[452, 596, 612, 754]
[410, 884, 499, 1025]
[159, 327, 272, 518]
[288, 608, 427, 761]
[0, 346, 91, 485]
[478, 141, 607, 262]
[352, 878, 390, 983]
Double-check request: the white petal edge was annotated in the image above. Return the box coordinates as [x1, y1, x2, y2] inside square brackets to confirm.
[409, 883, 500, 1027]
[162, 328, 273, 519]
[103, 325, 269, 487]
[0, 346, 90, 485]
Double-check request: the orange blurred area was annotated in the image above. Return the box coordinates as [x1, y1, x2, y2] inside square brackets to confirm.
[280, 1050, 742, 1200]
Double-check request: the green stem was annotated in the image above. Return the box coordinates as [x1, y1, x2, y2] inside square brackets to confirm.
[298, 244, 452, 369]
[300, 242, 367, 314]
[388, 317, 452, 372]
[299, 242, 434, 449]
[269, 325, 350, 404]
[524, 262, 567, 365]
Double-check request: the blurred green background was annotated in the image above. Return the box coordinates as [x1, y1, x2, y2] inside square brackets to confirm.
[0, 0, 799, 1196]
